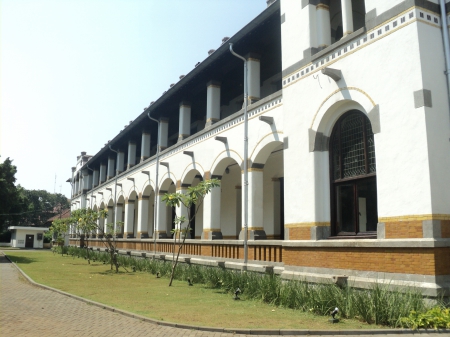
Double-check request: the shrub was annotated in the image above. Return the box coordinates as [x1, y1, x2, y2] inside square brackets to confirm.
[400, 306, 450, 329]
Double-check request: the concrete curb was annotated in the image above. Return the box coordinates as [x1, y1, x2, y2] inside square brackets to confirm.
[3, 253, 449, 336]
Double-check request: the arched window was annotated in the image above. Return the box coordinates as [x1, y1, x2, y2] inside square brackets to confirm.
[330, 110, 378, 237]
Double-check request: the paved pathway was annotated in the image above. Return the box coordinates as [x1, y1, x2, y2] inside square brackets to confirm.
[0, 251, 445, 337]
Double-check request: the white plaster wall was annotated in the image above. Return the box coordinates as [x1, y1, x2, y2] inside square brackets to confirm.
[417, 21, 450, 214]
[365, 0, 406, 16]
[11, 230, 45, 248]
[283, 19, 432, 224]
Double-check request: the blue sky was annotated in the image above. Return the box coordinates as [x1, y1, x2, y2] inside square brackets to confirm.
[1, 0, 267, 197]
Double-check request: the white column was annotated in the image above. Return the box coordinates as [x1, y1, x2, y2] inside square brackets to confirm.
[178, 102, 191, 142]
[106, 205, 114, 234]
[99, 163, 106, 183]
[115, 202, 124, 236]
[175, 186, 190, 238]
[107, 157, 115, 180]
[116, 150, 125, 175]
[316, 3, 331, 48]
[71, 167, 76, 197]
[155, 192, 168, 238]
[97, 214, 104, 237]
[206, 81, 221, 127]
[127, 141, 136, 169]
[239, 168, 266, 240]
[88, 173, 93, 190]
[159, 118, 169, 151]
[140, 130, 151, 162]
[202, 176, 222, 240]
[246, 54, 260, 104]
[124, 199, 135, 238]
[137, 195, 150, 238]
[272, 178, 281, 239]
[93, 169, 99, 187]
[235, 186, 242, 238]
[341, 0, 354, 37]
[82, 169, 89, 193]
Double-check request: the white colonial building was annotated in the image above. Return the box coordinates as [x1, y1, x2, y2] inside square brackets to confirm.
[70, 0, 450, 297]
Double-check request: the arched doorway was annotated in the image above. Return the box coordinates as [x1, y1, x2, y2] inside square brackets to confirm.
[330, 110, 378, 237]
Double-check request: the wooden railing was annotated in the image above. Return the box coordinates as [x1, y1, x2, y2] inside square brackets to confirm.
[70, 239, 283, 263]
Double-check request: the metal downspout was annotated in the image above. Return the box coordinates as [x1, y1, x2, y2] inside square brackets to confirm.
[147, 112, 160, 257]
[109, 146, 119, 236]
[229, 43, 249, 269]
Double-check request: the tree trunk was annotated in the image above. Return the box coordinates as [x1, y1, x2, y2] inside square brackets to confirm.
[168, 224, 190, 286]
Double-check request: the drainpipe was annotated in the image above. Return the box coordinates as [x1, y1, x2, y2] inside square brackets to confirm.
[439, 0, 450, 120]
[147, 112, 160, 257]
[229, 43, 249, 269]
[86, 165, 94, 209]
[109, 146, 119, 236]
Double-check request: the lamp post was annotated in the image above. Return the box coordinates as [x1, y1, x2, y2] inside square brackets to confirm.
[108, 146, 119, 236]
[229, 43, 249, 269]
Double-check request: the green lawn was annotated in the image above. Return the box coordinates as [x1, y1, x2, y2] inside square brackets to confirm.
[4, 250, 382, 330]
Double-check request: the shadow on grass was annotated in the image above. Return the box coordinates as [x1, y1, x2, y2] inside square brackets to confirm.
[5, 255, 37, 264]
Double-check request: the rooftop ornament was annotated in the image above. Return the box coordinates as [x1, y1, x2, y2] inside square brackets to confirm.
[195, 62, 200, 67]
[179, 75, 185, 79]
[221, 37, 230, 44]
[208, 49, 215, 55]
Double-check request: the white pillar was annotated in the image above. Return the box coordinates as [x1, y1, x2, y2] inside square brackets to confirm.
[106, 205, 114, 234]
[246, 54, 260, 104]
[93, 169, 99, 187]
[82, 169, 89, 193]
[239, 168, 267, 240]
[124, 199, 135, 238]
[88, 173, 93, 190]
[235, 185, 242, 239]
[178, 102, 191, 142]
[140, 130, 151, 162]
[341, 0, 354, 37]
[202, 176, 222, 240]
[97, 214, 104, 237]
[99, 163, 106, 183]
[176, 185, 190, 238]
[206, 81, 221, 127]
[116, 150, 125, 175]
[272, 178, 281, 239]
[316, 3, 331, 48]
[127, 141, 136, 169]
[107, 157, 115, 180]
[115, 202, 124, 237]
[155, 192, 168, 238]
[159, 118, 169, 151]
[137, 195, 150, 238]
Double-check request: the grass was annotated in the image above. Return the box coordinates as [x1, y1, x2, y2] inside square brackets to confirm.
[3, 250, 382, 330]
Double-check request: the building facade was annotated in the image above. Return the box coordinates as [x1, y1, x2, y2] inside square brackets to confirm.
[70, 0, 450, 297]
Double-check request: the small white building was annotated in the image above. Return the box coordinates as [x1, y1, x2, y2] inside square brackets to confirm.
[8, 227, 49, 249]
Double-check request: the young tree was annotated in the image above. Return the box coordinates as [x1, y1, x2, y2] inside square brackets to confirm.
[163, 179, 220, 286]
[49, 219, 70, 256]
[65, 208, 124, 272]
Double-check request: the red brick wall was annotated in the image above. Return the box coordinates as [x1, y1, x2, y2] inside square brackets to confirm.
[283, 247, 450, 275]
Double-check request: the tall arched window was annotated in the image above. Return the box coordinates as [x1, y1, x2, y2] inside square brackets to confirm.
[330, 110, 378, 237]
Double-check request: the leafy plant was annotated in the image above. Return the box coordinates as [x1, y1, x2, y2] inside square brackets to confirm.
[400, 306, 450, 329]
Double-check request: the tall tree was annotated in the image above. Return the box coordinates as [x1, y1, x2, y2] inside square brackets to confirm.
[0, 158, 26, 230]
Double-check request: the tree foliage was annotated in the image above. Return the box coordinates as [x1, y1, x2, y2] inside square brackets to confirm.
[0, 157, 70, 232]
[0, 158, 27, 230]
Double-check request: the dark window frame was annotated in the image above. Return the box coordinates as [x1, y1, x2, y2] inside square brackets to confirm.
[329, 110, 378, 238]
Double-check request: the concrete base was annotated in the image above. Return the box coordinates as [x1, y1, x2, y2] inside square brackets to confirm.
[202, 231, 223, 240]
[239, 229, 267, 240]
[310, 226, 331, 240]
